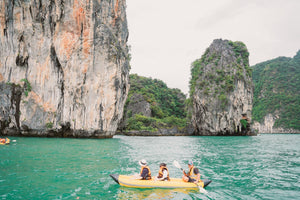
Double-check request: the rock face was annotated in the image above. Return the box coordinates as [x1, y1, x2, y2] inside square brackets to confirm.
[118, 93, 151, 131]
[0, 0, 130, 138]
[190, 39, 253, 135]
[252, 114, 300, 133]
[126, 93, 152, 118]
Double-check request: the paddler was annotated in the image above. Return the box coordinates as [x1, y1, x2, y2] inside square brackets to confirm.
[182, 160, 201, 183]
[134, 159, 152, 180]
[153, 163, 170, 181]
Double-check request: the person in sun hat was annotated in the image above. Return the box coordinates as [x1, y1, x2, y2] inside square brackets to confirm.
[182, 160, 200, 183]
[134, 159, 152, 180]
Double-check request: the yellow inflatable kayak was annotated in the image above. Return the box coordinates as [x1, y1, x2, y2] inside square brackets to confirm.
[0, 138, 10, 145]
[110, 174, 212, 189]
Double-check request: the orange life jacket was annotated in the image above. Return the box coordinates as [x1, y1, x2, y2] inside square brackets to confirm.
[188, 166, 199, 181]
[140, 166, 151, 180]
[157, 167, 170, 181]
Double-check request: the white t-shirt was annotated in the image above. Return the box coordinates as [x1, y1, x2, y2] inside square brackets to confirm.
[162, 169, 168, 179]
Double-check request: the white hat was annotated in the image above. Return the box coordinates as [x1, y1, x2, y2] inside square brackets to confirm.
[139, 159, 147, 166]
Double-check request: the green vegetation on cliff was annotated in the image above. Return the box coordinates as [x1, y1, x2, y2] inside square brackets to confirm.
[122, 74, 187, 131]
[189, 40, 251, 109]
[252, 50, 300, 130]
[188, 39, 253, 135]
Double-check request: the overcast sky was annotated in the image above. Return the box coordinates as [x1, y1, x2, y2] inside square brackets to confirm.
[126, 0, 300, 95]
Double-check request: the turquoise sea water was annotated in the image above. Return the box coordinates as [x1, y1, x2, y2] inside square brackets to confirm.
[0, 134, 299, 199]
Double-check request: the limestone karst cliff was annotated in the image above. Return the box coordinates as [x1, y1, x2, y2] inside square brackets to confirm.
[190, 39, 253, 135]
[0, 0, 130, 138]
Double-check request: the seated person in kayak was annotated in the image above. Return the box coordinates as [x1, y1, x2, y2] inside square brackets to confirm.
[182, 160, 200, 183]
[0, 138, 8, 144]
[153, 163, 170, 181]
[134, 159, 152, 180]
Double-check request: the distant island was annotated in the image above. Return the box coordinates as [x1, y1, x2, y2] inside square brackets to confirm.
[117, 74, 193, 136]
[118, 46, 300, 135]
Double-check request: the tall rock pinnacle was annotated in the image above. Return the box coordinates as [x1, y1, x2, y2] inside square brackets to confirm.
[190, 39, 253, 135]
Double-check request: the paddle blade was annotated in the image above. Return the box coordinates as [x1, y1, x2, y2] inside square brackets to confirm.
[173, 160, 182, 169]
[199, 186, 208, 194]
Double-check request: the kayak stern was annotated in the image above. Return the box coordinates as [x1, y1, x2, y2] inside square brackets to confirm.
[203, 179, 212, 188]
[110, 174, 120, 184]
